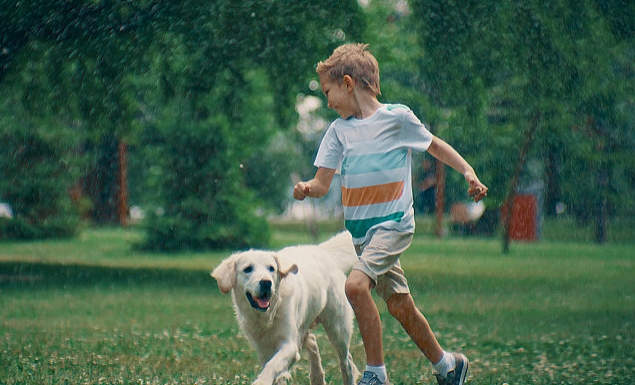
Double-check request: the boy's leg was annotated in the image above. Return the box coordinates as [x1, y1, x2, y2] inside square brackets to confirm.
[386, 293, 444, 364]
[386, 293, 469, 384]
[345, 269, 383, 366]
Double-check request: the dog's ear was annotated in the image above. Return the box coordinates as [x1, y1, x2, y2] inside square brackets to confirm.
[211, 255, 238, 294]
[274, 255, 299, 278]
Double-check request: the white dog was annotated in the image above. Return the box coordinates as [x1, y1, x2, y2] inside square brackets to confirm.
[211, 231, 360, 385]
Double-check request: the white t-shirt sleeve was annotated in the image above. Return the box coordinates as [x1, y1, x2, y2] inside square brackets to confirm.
[314, 123, 344, 170]
[399, 109, 433, 152]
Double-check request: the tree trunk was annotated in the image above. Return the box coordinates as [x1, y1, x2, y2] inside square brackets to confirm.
[544, 146, 560, 217]
[435, 160, 446, 238]
[118, 141, 128, 227]
[595, 169, 608, 244]
[502, 111, 541, 253]
[82, 135, 127, 226]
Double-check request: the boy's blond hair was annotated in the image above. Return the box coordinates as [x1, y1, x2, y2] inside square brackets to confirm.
[316, 43, 381, 96]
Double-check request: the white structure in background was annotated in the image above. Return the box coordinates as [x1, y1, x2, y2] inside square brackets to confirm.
[0, 202, 12, 218]
[295, 93, 327, 140]
[281, 175, 343, 221]
[276, 92, 344, 222]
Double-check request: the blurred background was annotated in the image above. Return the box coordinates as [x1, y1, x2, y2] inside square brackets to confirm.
[1, 0, 634, 251]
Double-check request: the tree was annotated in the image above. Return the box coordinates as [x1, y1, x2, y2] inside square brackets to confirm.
[0, 0, 365, 248]
[409, 0, 635, 247]
[132, 0, 364, 250]
[0, 114, 84, 239]
[1, 0, 154, 229]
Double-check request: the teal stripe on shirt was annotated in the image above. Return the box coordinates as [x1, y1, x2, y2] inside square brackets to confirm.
[386, 104, 409, 111]
[345, 211, 404, 239]
[341, 149, 407, 176]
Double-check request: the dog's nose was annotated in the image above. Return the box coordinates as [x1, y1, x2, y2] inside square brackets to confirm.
[259, 280, 272, 291]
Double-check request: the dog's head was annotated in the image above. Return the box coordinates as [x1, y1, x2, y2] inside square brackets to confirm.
[211, 250, 298, 312]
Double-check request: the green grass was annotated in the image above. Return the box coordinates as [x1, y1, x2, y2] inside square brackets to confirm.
[1, 225, 634, 384]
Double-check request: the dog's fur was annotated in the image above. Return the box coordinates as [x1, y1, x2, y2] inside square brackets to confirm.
[211, 232, 360, 385]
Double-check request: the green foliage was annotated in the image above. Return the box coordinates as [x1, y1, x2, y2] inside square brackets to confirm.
[1, 0, 364, 249]
[138, 110, 270, 251]
[0, 115, 84, 240]
[2, 0, 633, 247]
[407, 0, 635, 224]
[232, 71, 298, 214]
[128, 0, 364, 250]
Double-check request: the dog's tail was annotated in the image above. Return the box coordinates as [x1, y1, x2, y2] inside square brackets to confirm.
[319, 231, 358, 272]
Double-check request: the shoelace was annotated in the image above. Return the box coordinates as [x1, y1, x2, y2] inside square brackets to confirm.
[359, 371, 383, 385]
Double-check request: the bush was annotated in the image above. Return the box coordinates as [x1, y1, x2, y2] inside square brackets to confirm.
[0, 118, 83, 240]
[138, 111, 271, 251]
[140, 198, 270, 252]
[0, 216, 79, 240]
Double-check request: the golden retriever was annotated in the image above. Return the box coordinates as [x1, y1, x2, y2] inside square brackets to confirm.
[211, 232, 360, 385]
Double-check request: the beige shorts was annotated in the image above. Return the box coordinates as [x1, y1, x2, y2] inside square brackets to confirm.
[353, 228, 413, 302]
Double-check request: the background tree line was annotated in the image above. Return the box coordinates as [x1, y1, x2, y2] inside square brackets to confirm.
[1, 0, 633, 249]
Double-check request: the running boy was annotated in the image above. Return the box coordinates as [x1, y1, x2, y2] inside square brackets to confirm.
[293, 43, 488, 385]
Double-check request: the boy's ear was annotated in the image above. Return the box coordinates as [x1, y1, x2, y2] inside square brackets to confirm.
[343, 75, 355, 91]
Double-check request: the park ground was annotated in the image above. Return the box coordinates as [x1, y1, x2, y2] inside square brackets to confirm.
[1, 217, 634, 384]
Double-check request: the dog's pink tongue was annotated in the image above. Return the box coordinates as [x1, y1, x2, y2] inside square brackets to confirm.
[255, 297, 270, 309]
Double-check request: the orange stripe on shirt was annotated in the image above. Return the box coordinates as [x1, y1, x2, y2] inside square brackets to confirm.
[341, 181, 404, 207]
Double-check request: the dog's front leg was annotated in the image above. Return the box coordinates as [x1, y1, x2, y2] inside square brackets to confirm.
[253, 341, 300, 385]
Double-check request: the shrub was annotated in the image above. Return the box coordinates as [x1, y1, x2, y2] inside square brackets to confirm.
[0, 118, 83, 240]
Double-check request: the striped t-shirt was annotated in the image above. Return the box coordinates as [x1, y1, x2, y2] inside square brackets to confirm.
[314, 104, 433, 245]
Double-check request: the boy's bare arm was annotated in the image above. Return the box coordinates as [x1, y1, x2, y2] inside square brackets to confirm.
[427, 136, 488, 202]
[293, 167, 336, 200]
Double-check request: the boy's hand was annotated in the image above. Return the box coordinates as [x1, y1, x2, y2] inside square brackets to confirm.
[464, 171, 488, 202]
[292, 169, 335, 200]
[293, 182, 311, 201]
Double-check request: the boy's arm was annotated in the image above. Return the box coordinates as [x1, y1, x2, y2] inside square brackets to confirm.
[293, 167, 336, 200]
[427, 136, 488, 202]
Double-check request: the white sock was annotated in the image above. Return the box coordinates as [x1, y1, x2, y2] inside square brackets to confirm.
[365, 365, 387, 383]
[432, 352, 455, 378]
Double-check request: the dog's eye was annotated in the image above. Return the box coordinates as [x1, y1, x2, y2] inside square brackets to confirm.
[268, 265, 275, 272]
[243, 265, 253, 274]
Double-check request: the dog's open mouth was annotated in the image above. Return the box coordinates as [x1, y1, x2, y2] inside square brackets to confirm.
[246, 292, 271, 312]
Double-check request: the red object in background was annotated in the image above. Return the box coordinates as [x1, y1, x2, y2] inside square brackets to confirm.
[503, 194, 538, 241]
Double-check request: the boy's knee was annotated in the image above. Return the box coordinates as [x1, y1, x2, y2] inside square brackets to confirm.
[344, 278, 364, 300]
[345, 271, 373, 301]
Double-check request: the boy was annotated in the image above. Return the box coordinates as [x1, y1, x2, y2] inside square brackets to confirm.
[293, 43, 488, 385]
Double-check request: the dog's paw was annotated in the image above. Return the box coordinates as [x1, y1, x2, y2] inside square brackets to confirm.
[252, 371, 291, 385]
[273, 372, 292, 385]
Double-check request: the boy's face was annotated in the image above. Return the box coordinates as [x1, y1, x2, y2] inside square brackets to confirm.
[318, 72, 356, 120]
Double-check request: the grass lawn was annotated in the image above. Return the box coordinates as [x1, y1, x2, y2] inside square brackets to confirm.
[1, 224, 634, 384]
